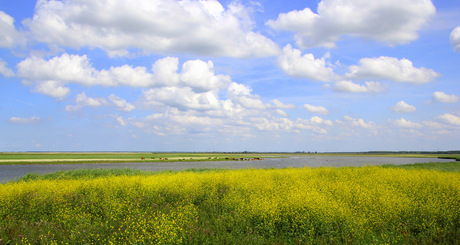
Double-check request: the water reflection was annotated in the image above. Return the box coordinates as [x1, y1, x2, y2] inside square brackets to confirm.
[0, 156, 454, 182]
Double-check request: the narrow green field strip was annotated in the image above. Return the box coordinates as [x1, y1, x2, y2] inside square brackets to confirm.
[382, 161, 460, 172]
[0, 152, 272, 164]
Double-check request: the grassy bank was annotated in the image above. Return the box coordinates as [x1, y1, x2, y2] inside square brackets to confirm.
[438, 155, 460, 161]
[0, 152, 274, 165]
[382, 161, 460, 172]
[1, 166, 459, 244]
[17, 168, 226, 182]
[2, 151, 458, 165]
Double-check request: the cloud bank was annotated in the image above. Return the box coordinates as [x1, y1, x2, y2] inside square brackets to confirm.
[267, 0, 436, 48]
[17, 54, 232, 99]
[24, 0, 279, 58]
[346, 56, 440, 84]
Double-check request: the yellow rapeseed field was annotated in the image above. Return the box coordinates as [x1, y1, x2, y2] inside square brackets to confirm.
[1, 166, 459, 244]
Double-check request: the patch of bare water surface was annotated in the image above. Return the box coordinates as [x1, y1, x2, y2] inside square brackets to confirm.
[0, 155, 455, 182]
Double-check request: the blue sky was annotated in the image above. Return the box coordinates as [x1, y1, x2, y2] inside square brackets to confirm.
[1, 0, 459, 152]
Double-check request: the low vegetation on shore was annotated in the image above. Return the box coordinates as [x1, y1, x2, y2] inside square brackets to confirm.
[1, 151, 459, 165]
[0, 152, 272, 165]
[1, 163, 459, 244]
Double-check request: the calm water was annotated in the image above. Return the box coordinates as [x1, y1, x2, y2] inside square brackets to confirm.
[0, 156, 455, 182]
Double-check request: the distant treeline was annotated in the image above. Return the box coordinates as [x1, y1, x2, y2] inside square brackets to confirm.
[365, 151, 460, 154]
[3, 150, 459, 154]
[234, 151, 460, 154]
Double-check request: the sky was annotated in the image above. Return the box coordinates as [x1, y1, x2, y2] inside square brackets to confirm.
[0, 0, 459, 152]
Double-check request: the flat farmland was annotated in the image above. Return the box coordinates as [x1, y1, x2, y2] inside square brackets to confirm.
[0, 152, 273, 164]
[0, 152, 458, 165]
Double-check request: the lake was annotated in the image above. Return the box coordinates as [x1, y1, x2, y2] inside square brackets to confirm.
[0, 155, 455, 182]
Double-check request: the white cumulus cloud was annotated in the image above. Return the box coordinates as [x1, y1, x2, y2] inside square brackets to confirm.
[135, 110, 226, 136]
[32, 80, 70, 100]
[309, 116, 333, 126]
[0, 58, 14, 77]
[151, 57, 180, 86]
[303, 104, 329, 115]
[108, 94, 135, 112]
[115, 116, 127, 127]
[141, 87, 222, 112]
[450, 26, 460, 52]
[277, 44, 335, 81]
[18, 54, 101, 87]
[107, 65, 156, 87]
[65, 92, 107, 111]
[76, 92, 107, 107]
[346, 56, 440, 84]
[270, 99, 296, 109]
[267, 0, 435, 48]
[0, 11, 19, 48]
[274, 109, 288, 117]
[136, 78, 317, 137]
[438, 113, 460, 126]
[180, 60, 231, 92]
[391, 101, 416, 113]
[8, 116, 44, 124]
[24, 0, 279, 58]
[66, 93, 135, 112]
[250, 116, 333, 134]
[294, 117, 331, 134]
[432, 91, 459, 103]
[343, 115, 375, 129]
[17, 54, 231, 99]
[17, 54, 155, 88]
[227, 82, 268, 109]
[331, 80, 385, 93]
[391, 118, 422, 128]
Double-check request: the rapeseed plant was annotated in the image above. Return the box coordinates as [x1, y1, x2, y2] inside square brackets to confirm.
[0, 167, 458, 244]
